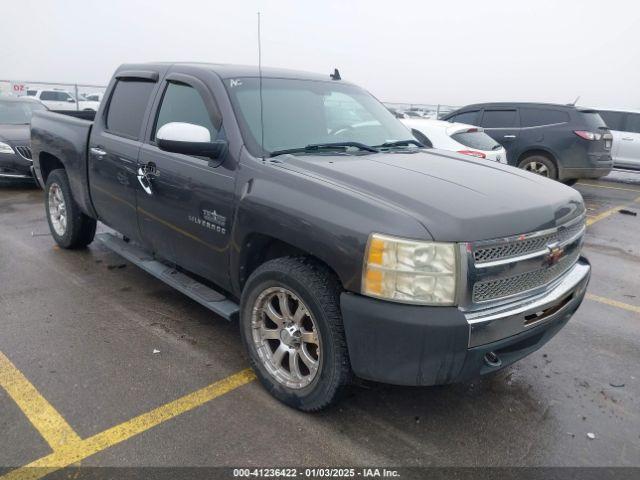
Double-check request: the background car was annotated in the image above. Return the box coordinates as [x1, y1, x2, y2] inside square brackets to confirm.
[0, 96, 47, 184]
[84, 92, 104, 103]
[443, 103, 613, 182]
[402, 118, 507, 163]
[26, 89, 100, 111]
[593, 108, 640, 171]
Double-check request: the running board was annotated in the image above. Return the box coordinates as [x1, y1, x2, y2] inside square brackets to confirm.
[96, 232, 239, 321]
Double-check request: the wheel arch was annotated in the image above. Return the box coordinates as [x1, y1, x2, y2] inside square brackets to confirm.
[237, 233, 344, 294]
[38, 151, 65, 184]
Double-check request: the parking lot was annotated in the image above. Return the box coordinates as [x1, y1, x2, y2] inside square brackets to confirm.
[1, 172, 639, 477]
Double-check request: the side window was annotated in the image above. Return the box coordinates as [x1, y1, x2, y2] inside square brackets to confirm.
[597, 111, 627, 131]
[520, 108, 569, 127]
[58, 92, 72, 101]
[481, 109, 518, 129]
[154, 82, 216, 140]
[625, 113, 640, 134]
[106, 80, 155, 139]
[449, 110, 480, 125]
[40, 91, 56, 101]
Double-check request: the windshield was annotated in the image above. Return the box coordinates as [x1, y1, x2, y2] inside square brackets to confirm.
[225, 77, 415, 156]
[0, 100, 46, 124]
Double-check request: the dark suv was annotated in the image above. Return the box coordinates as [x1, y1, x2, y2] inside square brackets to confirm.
[443, 103, 613, 182]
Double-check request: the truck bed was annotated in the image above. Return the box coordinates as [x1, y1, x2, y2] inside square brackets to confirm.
[31, 110, 96, 217]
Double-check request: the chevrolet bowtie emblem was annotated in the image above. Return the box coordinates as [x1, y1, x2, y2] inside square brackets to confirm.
[544, 243, 565, 266]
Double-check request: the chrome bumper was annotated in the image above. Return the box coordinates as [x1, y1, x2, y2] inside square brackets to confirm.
[465, 258, 590, 347]
[0, 172, 32, 179]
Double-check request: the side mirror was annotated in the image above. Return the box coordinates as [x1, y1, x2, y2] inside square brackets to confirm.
[67, 98, 76, 102]
[156, 122, 227, 159]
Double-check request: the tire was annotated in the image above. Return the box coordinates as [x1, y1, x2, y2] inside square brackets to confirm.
[563, 179, 578, 186]
[44, 169, 97, 249]
[518, 155, 558, 180]
[239, 257, 352, 411]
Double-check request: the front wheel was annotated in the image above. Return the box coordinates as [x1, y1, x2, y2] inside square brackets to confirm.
[239, 257, 351, 411]
[45, 169, 97, 249]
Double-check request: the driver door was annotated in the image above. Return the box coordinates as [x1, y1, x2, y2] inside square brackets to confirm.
[137, 75, 236, 288]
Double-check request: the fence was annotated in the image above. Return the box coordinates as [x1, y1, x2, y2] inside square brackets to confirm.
[0, 79, 107, 111]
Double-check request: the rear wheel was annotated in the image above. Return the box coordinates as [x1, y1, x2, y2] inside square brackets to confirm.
[518, 155, 558, 179]
[239, 257, 351, 411]
[45, 169, 96, 249]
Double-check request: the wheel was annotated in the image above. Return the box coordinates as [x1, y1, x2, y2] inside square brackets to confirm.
[563, 179, 578, 186]
[45, 169, 97, 249]
[239, 257, 351, 411]
[518, 155, 558, 179]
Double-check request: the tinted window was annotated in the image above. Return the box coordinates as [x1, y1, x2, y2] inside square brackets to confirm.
[26, 90, 36, 96]
[154, 82, 215, 139]
[481, 110, 518, 128]
[578, 111, 607, 130]
[597, 111, 627, 131]
[449, 110, 480, 125]
[58, 92, 72, 101]
[106, 80, 155, 139]
[626, 113, 640, 134]
[40, 91, 57, 101]
[451, 131, 500, 150]
[520, 108, 569, 127]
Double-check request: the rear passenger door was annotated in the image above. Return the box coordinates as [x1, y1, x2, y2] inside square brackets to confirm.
[617, 113, 640, 169]
[137, 74, 236, 289]
[88, 75, 158, 241]
[480, 109, 520, 164]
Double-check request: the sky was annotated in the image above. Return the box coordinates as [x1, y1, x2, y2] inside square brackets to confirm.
[2, 0, 639, 108]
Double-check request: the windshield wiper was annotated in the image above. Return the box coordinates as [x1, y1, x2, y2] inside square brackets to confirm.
[374, 139, 424, 149]
[270, 142, 379, 157]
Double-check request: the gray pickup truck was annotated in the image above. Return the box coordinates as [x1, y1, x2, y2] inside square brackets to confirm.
[31, 63, 591, 411]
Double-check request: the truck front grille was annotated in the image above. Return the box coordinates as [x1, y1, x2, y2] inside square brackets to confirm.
[468, 214, 585, 305]
[15, 146, 32, 160]
[472, 248, 580, 303]
[473, 219, 584, 264]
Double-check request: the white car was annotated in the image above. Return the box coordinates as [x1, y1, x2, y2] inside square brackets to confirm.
[594, 108, 640, 170]
[25, 89, 100, 111]
[402, 118, 507, 163]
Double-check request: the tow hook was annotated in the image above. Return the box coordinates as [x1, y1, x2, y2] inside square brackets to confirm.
[484, 351, 502, 368]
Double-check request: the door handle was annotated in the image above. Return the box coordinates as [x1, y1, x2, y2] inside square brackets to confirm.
[503, 135, 517, 139]
[90, 147, 107, 156]
[137, 167, 153, 195]
[622, 137, 634, 141]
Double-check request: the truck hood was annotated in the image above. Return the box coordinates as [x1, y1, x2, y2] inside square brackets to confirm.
[0, 124, 30, 143]
[279, 149, 584, 241]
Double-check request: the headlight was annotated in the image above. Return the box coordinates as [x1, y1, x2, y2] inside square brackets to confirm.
[362, 233, 457, 305]
[0, 142, 15, 154]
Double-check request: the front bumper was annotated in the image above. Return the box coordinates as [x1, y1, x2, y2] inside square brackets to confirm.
[341, 257, 591, 386]
[0, 152, 34, 181]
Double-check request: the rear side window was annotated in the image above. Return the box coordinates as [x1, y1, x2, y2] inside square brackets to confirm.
[154, 82, 216, 139]
[106, 80, 155, 139]
[449, 110, 480, 125]
[520, 108, 569, 127]
[451, 131, 500, 151]
[578, 111, 607, 131]
[40, 91, 56, 101]
[597, 111, 627, 131]
[481, 110, 518, 128]
[626, 113, 640, 134]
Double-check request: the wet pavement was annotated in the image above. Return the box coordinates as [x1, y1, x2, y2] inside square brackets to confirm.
[0, 171, 639, 473]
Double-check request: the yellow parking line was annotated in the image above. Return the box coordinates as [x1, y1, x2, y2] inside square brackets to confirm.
[586, 293, 640, 315]
[1, 368, 255, 480]
[577, 181, 640, 194]
[585, 195, 640, 226]
[0, 351, 81, 451]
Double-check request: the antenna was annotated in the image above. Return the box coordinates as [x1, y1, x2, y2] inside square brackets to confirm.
[257, 12, 265, 160]
[570, 95, 580, 106]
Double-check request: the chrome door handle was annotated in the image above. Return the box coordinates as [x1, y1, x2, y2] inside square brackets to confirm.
[90, 147, 107, 156]
[503, 135, 517, 139]
[622, 137, 633, 141]
[137, 167, 153, 195]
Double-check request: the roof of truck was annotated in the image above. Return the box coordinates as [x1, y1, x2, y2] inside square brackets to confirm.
[121, 62, 349, 83]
